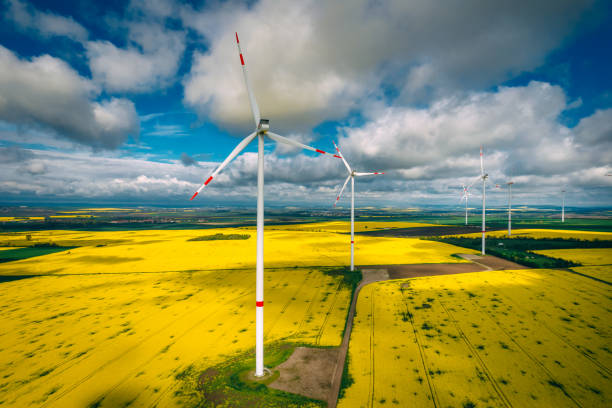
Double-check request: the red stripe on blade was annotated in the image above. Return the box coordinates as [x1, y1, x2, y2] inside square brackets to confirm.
[235, 32, 239, 43]
[315, 149, 326, 154]
[333, 154, 341, 158]
[256, 301, 263, 307]
[190, 192, 198, 201]
[240, 54, 245, 65]
[204, 176, 213, 185]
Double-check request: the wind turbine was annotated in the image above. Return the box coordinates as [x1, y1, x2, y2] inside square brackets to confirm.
[190, 32, 339, 377]
[332, 141, 384, 271]
[561, 189, 566, 223]
[460, 181, 477, 225]
[479, 146, 488, 255]
[506, 181, 514, 236]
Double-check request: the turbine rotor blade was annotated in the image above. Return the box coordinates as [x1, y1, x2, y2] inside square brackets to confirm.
[334, 174, 351, 207]
[235, 32, 261, 127]
[190, 131, 257, 200]
[333, 141, 352, 173]
[354, 172, 384, 176]
[266, 132, 339, 157]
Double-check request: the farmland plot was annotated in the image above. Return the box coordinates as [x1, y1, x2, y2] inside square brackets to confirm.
[0, 267, 351, 407]
[0, 228, 473, 276]
[455, 229, 612, 241]
[532, 249, 612, 283]
[339, 269, 611, 408]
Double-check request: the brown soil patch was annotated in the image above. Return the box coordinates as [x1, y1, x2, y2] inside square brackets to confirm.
[471, 254, 527, 270]
[381, 263, 487, 279]
[269, 347, 339, 402]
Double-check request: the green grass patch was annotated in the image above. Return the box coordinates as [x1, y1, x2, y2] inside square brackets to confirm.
[187, 233, 251, 241]
[174, 342, 323, 407]
[0, 244, 75, 264]
[429, 236, 612, 268]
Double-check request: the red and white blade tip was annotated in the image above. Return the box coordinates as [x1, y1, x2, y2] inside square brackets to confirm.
[190, 191, 198, 201]
[235, 32, 239, 43]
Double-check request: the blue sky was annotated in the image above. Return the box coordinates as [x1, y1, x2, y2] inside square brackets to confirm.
[0, 0, 610, 208]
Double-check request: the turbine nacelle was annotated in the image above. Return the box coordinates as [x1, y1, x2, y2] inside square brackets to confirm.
[257, 119, 270, 132]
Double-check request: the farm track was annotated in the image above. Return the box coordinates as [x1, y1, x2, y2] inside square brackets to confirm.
[367, 290, 375, 408]
[403, 292, 439, 407]
[439, 301, 512, 408]
[314, 280, 343, 346]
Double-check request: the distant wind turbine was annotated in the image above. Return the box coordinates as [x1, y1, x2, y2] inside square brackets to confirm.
[190, 32, 339, 377]
[333, 141, 384, 271]
[460, 181, 477, 225]
[561, 188, 566, 223]
[479, 146, 488, 255]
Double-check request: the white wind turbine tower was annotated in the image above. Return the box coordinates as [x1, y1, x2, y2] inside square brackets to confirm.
[561, 188, 566, 222]
[506, 180, 514, 236]
[332, 141, 384, 271]
[479, 146, 488, 255]
[190, 32, 339, 377]
[460, 181, 477, 225]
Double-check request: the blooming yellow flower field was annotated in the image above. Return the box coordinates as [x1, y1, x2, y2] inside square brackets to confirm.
[570, 266, 612, 283]
[454, 228, 612, 241]
[0, 228, 474, 276]
[533, 248, 612, 266]
[339, 269, 611, 408]
[264, 221, 441, 233]
[0, 267, 350, 407]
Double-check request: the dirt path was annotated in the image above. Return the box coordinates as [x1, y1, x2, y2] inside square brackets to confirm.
[327, 255, 525, 407]
[327, 268, 388, 408]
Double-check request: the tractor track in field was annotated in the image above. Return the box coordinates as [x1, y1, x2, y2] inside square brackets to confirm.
[39, 284, 251, 408]
[475, 299, 584, 408]
[439, 300, 513, 408]
[367, 290, 376, 408]
[402, 291, 440, 408]
[315, 280, 343, 346]
[482, 278, 612, 378]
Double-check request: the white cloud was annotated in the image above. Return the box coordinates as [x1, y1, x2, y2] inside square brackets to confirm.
[5, 0, 88, 43]
[86, 12, 185, 93]
[183, 0, 594, 131]
[0, 46, 139, 148]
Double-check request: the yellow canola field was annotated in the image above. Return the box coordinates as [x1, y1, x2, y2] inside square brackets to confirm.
[454, 229, 612, 241]
[49, 215, 95, 219]
[0, 267, 351, 407]
[0, 228, 474, 276]
[0, 216, 45, 222]
[339, 269, 611, 408]
[0, 247, 23, 251]
[571, 266, 612, 283]
[533, 248, 612, 266]
[264, 221, 441, 233]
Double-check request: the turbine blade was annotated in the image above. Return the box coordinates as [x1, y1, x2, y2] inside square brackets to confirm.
[354, 172, 384, 176]
[332, 141, 352, 173]
[334, 174, 352, 207]
[235, 32, 261, 127]
[267, 132, 340, 157]
[190, 131, 257, 200]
